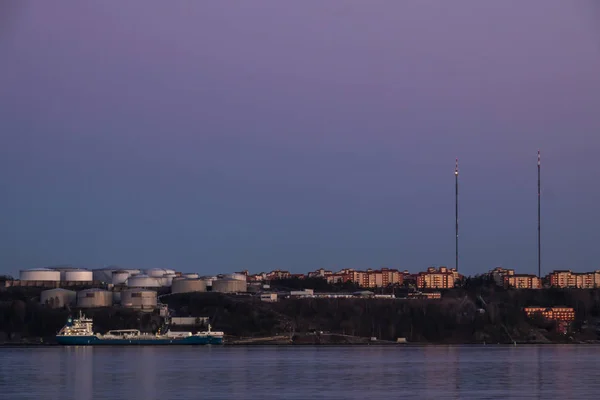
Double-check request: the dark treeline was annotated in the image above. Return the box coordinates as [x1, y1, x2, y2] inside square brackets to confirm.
[3, 284, 600, 343]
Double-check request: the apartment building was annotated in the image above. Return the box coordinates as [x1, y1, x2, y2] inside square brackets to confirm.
[325, 268, 403, 288]
[504, 274, 541, 289]
[489, 267, 515, 287]
[548, 270, 600, 288]
[416, 266, 458, 289]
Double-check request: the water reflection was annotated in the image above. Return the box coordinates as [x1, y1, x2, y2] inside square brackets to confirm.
[2, 345, 600, 399]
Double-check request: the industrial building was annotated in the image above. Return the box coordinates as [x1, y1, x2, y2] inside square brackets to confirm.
[77, 289, 113, 308]
[212, 278, 247, 293]
[40, 288, 77, 308]
[121, 289, 157, 311]
[171, 278, 207, 294]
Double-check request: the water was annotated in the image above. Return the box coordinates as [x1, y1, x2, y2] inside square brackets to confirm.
[0, 345, 598, 399]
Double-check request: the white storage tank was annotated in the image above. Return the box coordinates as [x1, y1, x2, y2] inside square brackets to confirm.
[93, 268, 116, 283]
[182, 273, 199, 279]
[77, 289, 113, 308]
[212, 278, 247, 293]
[145, 268, 169, 278]
[112, 270, 130, 285]
[158, 273, 177, 287]
[227, 273, 247, 282]
[41, 288, 76, 308]
[20, 268, 61, 282]
[127, 274, 160, 288]
[171, 278, 207, 294]
[121, 289, 157, 310]
[203, 276, 217, 288]
[64, 269, 93, 282]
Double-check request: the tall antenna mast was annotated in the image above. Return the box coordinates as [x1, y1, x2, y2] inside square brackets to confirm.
[537, 150, 541, 279]
[455, 158, 459, 272]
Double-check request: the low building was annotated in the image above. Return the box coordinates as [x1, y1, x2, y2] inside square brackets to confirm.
[260, 293, 278, 302]
[524, 306, 575, 322]
[290, 289, 314, 297]
[407, 291, 442, 299]
[504, 274, 541, 289]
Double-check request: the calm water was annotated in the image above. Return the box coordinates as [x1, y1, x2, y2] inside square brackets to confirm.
[0, 345, 598, 399]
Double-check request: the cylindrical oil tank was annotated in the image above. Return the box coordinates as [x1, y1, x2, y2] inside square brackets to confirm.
[145, 268, 169, 278]
[112, 270, 130, 285]
[77, 289, 113, 308]
[182, 273, 199, 279]
[226, 273, 247, 281]
[47, 265, 76, 280]
[20, 268, 61, 281]
[127, 274, 160, 288]
[163, 268, 176, 275]
[121, 289, 157, 310]
[64, 269, 93, 282]
[92, 268, 116, 283]
[158, 273, 177, 287]
[171, 278, 207, 294]
[40, 288, 76, 308]
[203, 276, 217, 287]
[212, 278, 247, 293]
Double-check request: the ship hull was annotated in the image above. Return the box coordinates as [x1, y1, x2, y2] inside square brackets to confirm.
[56, 335, 223, 346]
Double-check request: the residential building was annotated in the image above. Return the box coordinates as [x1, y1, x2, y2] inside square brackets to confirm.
[548, 270, 600, 288]
[266, 270, 291, 280]
[308, 268, 333, 278]
[416, 266, 458, 289]
[489, 267, 515, 287]
[504, 274, 541, 289]
[524, 306, 575, 322]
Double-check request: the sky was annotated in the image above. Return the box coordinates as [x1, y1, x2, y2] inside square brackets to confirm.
[1, 0, 600, 277]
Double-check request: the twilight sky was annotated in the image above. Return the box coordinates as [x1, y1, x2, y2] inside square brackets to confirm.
[1, 0, 600, 277]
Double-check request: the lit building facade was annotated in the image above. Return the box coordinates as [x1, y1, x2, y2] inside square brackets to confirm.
[548, 270, 600, 288]
[504, 274, 541, 289]
[416, 267, 458, 289]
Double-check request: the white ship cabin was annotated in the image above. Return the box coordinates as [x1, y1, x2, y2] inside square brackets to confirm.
[58, 313, 94, 336]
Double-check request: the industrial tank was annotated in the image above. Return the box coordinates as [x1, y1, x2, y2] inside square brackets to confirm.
[171, 278, 207, 294]
[212, 278, 247, 293]
[145, 268, 169, 278]
[77, 289, 113, 308]
[182, 273, 199, 279]
[121, 289, 157, 310]
[203, 276, 217, 288]
[227, 273, 247, 282]
[127, 274, 161, 288]
[40, 288, 76, 308]
[158, 273, 177, 287]
[64, 269, 93, 282]
[20, 268, 61, 282]
[92, 268, 116, 283]
[111, 270, 130, 285]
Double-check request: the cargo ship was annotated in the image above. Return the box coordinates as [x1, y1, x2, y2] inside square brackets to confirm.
[56, 312, 224, 345]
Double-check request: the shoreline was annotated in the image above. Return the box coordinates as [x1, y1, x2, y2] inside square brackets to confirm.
[2, 340, 600, 347]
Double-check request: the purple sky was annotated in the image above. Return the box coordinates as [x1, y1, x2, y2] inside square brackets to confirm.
[1, 1, 600, 277]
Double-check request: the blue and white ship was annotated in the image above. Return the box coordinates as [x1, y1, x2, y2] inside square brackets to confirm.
[56, 312, 224, 345]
